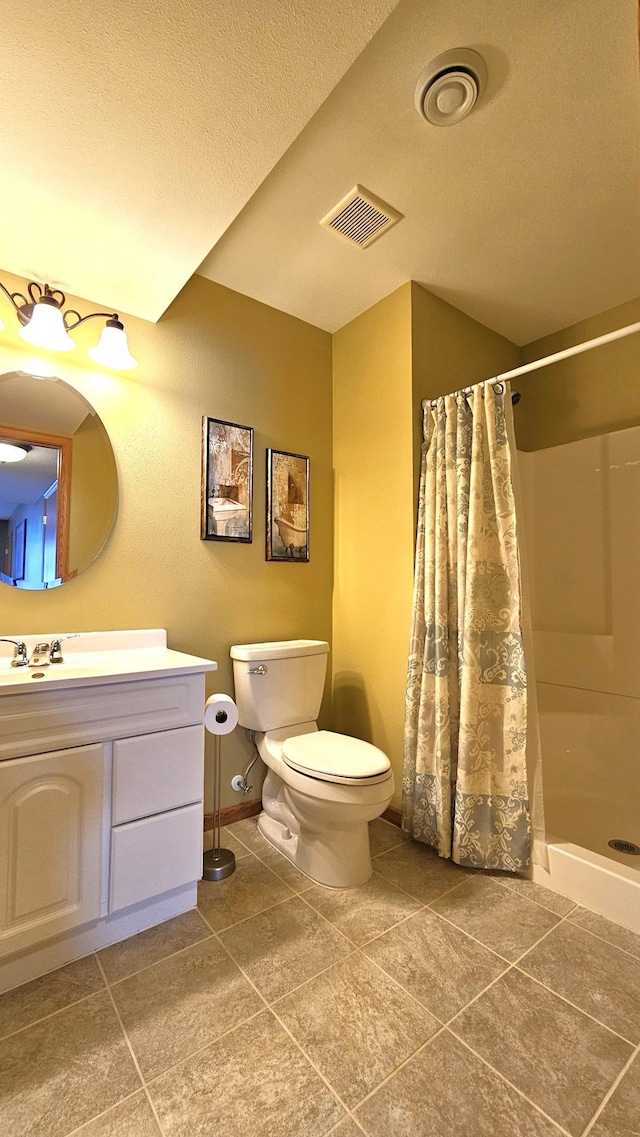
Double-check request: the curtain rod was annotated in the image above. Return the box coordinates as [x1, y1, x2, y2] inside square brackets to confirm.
[422, 318, 640, 409]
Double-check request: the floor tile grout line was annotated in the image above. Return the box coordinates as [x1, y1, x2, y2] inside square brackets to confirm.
[205, 890, 301, 934]
[579, 1041, 640, 1137]
[94, 953, 168, 1137]
[200, 909, 354, 1120]
[450, 1029, 574, 1136]
[488, 873, 578, 918]
[436, 903, 638, 1048]
[371, 838, 410, 858]
[422, 904, 518, 964]
[61, 1089, 153, 1137]
[206, 897, 465, 1132]
[512, 963, 637, 1047]
[267, 947, 359, 1007]
[210, 894, 360, 1012]
[100, 929, 216, 989]
[347, 1025, 448, 1113]
[343, 1028, 451, 1117]
[0, 983, 108, 1045]
[370, 866, 469, 906]
[295, 886, 423, 951]
[140, 1007, 268, 1090]
[564, 913, 640, 965]
[429, 887, 576, 970]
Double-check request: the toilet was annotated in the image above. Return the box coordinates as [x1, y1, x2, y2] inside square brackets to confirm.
[230, 639, 394, 888]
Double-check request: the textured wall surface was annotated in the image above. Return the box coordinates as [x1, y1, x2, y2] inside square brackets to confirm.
[332, 282, 519, 806]
[332, 283, 414, 806]
[516, 297, 640, 451]
[0, 271, 333, 806]
[0, 0, 400, 321]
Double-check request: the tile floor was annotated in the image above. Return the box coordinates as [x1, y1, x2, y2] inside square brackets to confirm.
[1, 818, 640, 1137]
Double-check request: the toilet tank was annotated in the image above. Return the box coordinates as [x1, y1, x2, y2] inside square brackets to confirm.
[230, 639, 329, 731]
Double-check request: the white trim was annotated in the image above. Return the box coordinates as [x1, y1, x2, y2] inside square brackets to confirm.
[533, 840, 640, 934]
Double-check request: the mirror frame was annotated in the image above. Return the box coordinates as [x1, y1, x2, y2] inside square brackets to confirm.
[0, 422, 73, 582]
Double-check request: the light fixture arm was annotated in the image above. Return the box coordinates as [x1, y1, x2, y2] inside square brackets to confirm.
[0, 279, 31, 320]
[63, 309, 121, 331]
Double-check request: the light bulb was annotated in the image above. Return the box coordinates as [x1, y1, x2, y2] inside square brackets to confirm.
[19, 300, 74, 351]
[88, 320, 137, 370]
[0, 442, 29, 463]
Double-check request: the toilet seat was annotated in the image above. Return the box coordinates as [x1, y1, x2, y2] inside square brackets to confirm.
[281, 730, 392, 786]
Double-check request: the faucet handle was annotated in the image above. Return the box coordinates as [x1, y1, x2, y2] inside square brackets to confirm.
[0, 638, 28, 667]
[50, 634, 79, 663]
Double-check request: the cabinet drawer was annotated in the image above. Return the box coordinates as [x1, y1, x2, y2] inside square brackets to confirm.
[109, 803, 202, 913]
[0, 674, 205, 762]
[112, 725, 203, 824]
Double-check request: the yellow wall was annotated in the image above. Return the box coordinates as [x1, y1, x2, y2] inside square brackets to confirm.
[516, 297, 640, 450]
[0, 270, 333, 806]
[332, 283, 413, 800]
[332, 282, 519, 806]
[411, 281, 520, 501]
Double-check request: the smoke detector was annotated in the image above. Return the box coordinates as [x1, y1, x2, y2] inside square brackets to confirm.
[320, 185, 402, 248]
[414, 48, 487, 127]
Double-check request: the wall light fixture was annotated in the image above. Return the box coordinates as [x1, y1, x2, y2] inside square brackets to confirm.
[0, 280, 138, 370]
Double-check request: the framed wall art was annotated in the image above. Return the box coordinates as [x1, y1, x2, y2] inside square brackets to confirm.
[266, 448, 309, 561]
[201, 417, 253, 542]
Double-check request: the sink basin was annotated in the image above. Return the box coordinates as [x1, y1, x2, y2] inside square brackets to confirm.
[0, 630, 218, 693]
[0, 659, 116, 688]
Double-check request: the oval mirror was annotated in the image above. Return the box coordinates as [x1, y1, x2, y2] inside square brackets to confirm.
[0, 371, 118, 589]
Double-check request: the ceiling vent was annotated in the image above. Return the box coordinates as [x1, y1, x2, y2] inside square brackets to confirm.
[415, 48, 487, 127]
[320, 185, 402, 249]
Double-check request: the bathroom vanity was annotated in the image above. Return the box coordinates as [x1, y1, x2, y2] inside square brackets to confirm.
[0, 629, 217, 993]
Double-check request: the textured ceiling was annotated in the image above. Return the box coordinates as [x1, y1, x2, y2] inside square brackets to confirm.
[199, 0, 640, 343]
[0, 0, 401, 321]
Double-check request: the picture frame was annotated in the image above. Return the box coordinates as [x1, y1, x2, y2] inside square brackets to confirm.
[13, 518, 26, 580]
[201, 417, 253, 542]
[266, 448, 309, 562]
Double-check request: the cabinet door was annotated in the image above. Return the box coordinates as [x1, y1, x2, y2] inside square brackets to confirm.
[0, 744, 105, 959]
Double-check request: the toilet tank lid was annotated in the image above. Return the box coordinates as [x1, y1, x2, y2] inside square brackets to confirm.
[282, 730, 391, 780]
[230, 639, 329, 661]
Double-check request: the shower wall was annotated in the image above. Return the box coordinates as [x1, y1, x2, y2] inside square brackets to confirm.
[518, 426, 640, 869]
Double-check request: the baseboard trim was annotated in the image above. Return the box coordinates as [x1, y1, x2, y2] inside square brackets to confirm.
[382, 805, 402, 828]
[204, 798, 262, 831]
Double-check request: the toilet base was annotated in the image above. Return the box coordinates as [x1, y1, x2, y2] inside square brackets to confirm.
[258, 808, 373, 890]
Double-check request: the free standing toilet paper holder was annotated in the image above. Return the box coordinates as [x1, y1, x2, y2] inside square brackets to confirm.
[203, 701, 237, 882]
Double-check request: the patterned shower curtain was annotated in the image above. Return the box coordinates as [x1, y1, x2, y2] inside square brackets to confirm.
[402, 380, 531, 873]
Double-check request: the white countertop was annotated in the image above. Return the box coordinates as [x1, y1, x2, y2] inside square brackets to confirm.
[0, 629, 218, 694]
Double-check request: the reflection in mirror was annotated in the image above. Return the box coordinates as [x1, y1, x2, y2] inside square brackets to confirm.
[0, 372, 118, 589]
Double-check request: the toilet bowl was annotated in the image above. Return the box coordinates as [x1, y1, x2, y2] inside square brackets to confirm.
[230, 640, 394, 888]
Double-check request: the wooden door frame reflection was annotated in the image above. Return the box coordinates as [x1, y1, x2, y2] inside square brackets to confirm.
[0, 423, 72, 582]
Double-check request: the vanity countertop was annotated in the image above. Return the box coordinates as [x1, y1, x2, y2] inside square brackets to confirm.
[0, 629, 217, 695]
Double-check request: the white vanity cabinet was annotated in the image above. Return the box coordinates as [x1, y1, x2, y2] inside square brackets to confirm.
[0, 630, 217, 994]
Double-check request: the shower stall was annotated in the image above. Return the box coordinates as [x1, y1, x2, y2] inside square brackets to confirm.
[518, 422, 640, 932]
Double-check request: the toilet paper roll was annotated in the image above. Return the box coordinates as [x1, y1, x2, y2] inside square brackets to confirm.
[204, 693, 239, 736]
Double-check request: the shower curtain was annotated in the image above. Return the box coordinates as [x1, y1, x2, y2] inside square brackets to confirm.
[403, 380, 532, 873]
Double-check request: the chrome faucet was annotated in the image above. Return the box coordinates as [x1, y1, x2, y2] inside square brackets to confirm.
[29, 642, 51, 667]
[27, 635, 80, 666]
[0, 638, 28, 667]
[49, 635, 79, 663]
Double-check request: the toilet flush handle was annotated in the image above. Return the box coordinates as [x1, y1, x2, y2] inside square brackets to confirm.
[247, 665, 267, 675]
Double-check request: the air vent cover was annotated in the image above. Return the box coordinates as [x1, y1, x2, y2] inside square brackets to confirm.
[320, 185, 402, 248]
